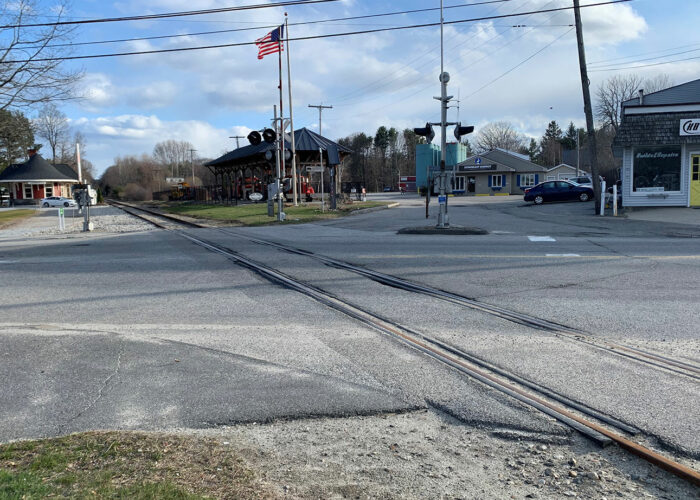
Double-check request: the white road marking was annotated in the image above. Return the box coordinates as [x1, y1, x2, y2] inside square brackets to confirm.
[491, 230, 514, 234]
[546, 254, 581, 257]
[528, 236, 556, 242]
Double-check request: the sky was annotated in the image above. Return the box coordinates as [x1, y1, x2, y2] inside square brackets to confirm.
[31, 0, 700, 175]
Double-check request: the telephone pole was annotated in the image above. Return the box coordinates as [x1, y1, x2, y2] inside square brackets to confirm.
[229, 136, 245, 149]
[573, 0, 601, 211]
[309, 103, 333, 207]
[308, 103, 332, 136]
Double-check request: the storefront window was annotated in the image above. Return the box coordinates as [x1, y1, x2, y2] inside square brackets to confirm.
[632, 146, 681, 192]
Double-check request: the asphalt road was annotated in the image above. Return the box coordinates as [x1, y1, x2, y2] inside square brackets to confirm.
[1, 197, 698, 463]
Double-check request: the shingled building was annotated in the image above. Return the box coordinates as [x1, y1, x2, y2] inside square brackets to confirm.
[0, 151, 79, 205]
[613, 79, 700, 207]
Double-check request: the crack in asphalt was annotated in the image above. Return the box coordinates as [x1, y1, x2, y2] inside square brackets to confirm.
[58, 339, 124, 433]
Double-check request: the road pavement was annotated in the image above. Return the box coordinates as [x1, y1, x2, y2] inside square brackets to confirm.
[1, 197, 697, 463]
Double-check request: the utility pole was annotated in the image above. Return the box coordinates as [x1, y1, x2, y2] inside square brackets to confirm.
[573, 0, 600, 211]
[189, 148, 197, 186]
[308, 103, 332, 136]
[309, 103, 333, 206]
[229, 136, 244, 149]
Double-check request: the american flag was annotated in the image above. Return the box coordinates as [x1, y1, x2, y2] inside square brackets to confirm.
[256, 25, 284, 60]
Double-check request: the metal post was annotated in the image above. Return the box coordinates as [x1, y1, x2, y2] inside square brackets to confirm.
[436, 0, 450, 228]
[576, 128, 580, 177]
[274, 106, 284, 221]
[284, 15, 299, 206]
[319, 147, 325, 212]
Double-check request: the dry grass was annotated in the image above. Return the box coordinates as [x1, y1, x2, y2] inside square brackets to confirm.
[0, 431, 278, 499]
[0, 209, 35, 229]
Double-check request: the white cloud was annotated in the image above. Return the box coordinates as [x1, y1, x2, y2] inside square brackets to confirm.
[73, 114, 252, 171]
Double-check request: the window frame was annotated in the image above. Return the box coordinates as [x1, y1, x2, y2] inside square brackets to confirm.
[520, 174, 536, 187]
[45, 183, 53, 197]
[23, 184, 33, 199]
[631, 145, 683, 194]
[491, 174, 503, 188]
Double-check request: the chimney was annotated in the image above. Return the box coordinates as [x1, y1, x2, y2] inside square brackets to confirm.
[27, 148, 37, 157]
[638, 89, 644, 105]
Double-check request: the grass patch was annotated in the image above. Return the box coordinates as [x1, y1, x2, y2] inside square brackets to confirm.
[0, 431, 274, 499]
[0, 209, 35, 228]
[164, 201, 390, 226]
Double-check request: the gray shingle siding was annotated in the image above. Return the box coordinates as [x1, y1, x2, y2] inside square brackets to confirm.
[613, 112, 700, 148]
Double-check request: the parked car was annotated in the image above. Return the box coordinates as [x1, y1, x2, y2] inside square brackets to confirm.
[524, 180, 593, 205]
[41, 196, 77, 208]
[567, 176, 593, 187]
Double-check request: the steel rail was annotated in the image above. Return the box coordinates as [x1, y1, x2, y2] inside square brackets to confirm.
[221, 229, 700, 379]
[108, 201, 700, 378]
[108, 201, 700, 486]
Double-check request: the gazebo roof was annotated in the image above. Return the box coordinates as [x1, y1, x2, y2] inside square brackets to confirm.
[0, 154, 79, 182]
[206, 127, 352, 168]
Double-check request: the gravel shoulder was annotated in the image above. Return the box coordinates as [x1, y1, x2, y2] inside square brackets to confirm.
[197, 409, 697, 499]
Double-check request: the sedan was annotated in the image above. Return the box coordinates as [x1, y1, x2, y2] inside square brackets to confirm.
[524, 180, 593, 205]
[41, 196, 77, 208]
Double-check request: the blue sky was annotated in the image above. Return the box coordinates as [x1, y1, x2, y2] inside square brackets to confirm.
[47, 0, 700, 174]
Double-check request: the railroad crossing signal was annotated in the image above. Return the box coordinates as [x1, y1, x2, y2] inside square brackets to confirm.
[247, 128, 277, 146]
[413, 123, 435, 144]
[454, 123, 474, 142]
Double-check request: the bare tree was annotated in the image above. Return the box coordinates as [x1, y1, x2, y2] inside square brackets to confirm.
[642, 74, 674, 94]
[595, 74, 674, 133]
[474, 121, 525, 153]
[153, 139, 193, 178]
[34, 103, 70, 163]
[0, 0, 82, 109]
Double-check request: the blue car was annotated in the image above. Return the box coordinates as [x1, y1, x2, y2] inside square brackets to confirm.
[524, 180, 593, 205]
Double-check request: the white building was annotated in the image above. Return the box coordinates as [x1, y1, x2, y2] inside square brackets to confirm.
[613, 79, 700, 207]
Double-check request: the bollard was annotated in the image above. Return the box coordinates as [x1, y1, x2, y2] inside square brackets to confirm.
[599, 180, 606, 216]
[612, 184, 618, 216]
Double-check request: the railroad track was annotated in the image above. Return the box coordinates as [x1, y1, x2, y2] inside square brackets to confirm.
[108, 200, 700, 486]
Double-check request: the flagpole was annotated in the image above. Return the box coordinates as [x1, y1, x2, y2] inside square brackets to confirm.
[285, 14, 299, 206]
[277, 26, 285, 218]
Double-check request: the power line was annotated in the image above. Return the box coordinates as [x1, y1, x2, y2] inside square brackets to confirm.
[465, 27, 574, 98]
[13, 0, 515, 51]
[587, 41, 700, 65]
[329, 0, 521, 104]
[588, 47, 700, 69]
[588, 54, 700, 72]
[330, 0, 561, 110]
[1, 0, 632, 64]
[0, 0, 339, 29]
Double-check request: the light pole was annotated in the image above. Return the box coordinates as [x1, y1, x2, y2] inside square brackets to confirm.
[434, 0, 452, 228]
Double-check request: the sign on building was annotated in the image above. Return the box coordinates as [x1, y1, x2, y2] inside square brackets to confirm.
[166, 177, 185, 184]
[680, 118, 700, 136]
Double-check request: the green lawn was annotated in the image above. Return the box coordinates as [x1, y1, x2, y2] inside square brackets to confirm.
[0, 431, 272, 499]
[0, 209, 35, 228]
[164, 201, 389, 226]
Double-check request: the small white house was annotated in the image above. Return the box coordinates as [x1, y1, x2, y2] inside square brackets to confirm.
[545, 163, 590, 182]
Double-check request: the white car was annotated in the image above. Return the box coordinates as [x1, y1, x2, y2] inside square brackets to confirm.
[567, 176, 592, 188]
[41, 196, 77, 208]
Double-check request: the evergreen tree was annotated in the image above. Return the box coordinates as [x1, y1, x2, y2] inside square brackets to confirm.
[0, 109, 34, 172]
[561, 122, 578, 150]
